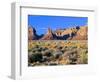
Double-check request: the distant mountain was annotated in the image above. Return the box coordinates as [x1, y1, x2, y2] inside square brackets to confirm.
[28, 26, 88, 40]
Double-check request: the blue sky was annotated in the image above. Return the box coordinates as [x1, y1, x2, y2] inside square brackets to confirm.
[28, 15, 88, 35]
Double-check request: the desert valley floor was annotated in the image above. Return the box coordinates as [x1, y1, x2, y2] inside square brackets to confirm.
[28, 40, 88, 66]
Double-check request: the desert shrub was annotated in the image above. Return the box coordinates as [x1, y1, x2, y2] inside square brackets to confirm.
[32, 47, 43, 53]
[48, 62, 58, 66]
[29, 52, 43, 63]
[43, 50, 53, 57]
[61, 49, 65, 53]
[28, 48, 32, 52]
[61, 47, 67, 52]
[84, 49, 88, 54]
[42, 56, 48, 62]
[34, 45, 39, 48]
[42, 47, 48, 51]
[66, 50, 79, 64]
[53, 51, 63, 59]
[57, 46, 63, 50]
[79, 50, 88, 64]
[37, 47, 42, 52]
[28, 51, 33, 57]
[32, 50, 36, 53]
[69, 51, 77, 60]
[71, 46, 77, 49]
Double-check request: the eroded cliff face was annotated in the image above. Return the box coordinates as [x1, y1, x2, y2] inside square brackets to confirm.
[28, 26, 38, 40]
[28, 27, 33, 40]
[41, 28, 54, 40]
[28, 26, 88, 40]
[72, 26, 88, 40]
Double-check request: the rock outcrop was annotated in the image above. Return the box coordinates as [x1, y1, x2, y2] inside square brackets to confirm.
[28, 26, 33, 40]
[72, 26, 88, 40]
[28, 26, 88, 40]
[28, 26, 38, 40]
[41, 28, 54, 40]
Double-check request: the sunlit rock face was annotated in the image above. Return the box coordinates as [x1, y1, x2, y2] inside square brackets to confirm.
[41, 28, 54, 40]
[28, 26, 33, 40]
[28, 26, 38, 40]
[28, 26, 88, 40]
[72, 26, 88, 40]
